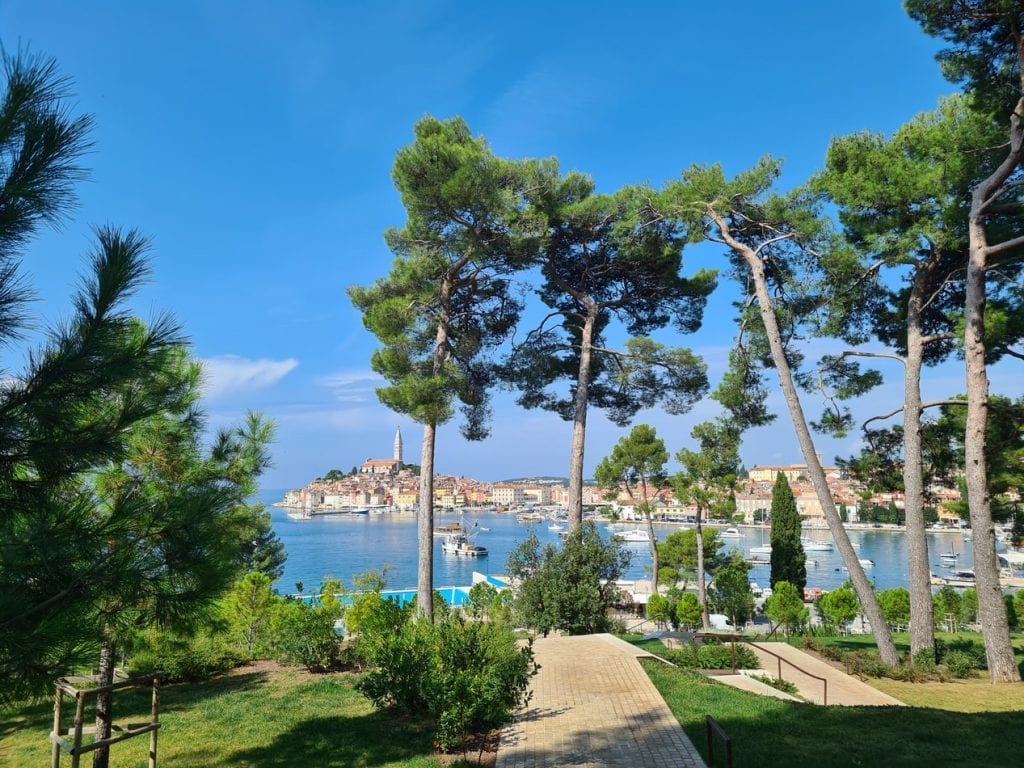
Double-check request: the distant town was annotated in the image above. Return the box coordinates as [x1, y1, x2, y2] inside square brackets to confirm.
[278, 428, 966, 527]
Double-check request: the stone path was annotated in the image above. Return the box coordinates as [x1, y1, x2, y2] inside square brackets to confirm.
[746, 642, 905, 706]
[495, 634, 705, 768]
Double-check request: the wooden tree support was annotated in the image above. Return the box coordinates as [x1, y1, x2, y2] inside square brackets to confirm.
[50, 671, 162, 768]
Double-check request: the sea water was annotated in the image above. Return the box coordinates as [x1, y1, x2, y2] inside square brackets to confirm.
[261, 488, 976, 595]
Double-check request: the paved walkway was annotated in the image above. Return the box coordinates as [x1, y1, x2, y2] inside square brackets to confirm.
[746, 642, 905, 706]
[495, 634, 705, 768]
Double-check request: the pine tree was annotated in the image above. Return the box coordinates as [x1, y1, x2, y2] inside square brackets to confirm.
[770, 474, 806, 593]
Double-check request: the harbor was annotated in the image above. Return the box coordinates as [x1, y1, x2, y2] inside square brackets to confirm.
[263, 489, 1024, 596]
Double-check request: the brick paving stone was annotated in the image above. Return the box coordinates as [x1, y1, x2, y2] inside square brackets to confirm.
[495, 634, 705, 768]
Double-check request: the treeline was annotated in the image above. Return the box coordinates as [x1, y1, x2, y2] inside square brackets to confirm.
[350, 1, 1024, 682]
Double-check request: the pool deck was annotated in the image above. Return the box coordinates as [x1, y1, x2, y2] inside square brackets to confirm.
[495, 634, 705, 768]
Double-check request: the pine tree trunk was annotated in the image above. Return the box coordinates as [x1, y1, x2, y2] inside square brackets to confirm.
[643, 506, 659, 596]
[417, 279, 453, 623]
[696, 506, 710, 631]
[903, 274, 936, 657]
[737, 241, 899, 666]
[417, 421, 436, 622]
[92, 629, 115, 768]
[964, 155, 1021, 681]
[567, 307, 597, 530]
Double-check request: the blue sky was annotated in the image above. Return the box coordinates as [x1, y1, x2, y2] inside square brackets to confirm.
[2, 1, 1018, 489]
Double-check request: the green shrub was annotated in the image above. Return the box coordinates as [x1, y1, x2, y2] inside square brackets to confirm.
[943, 650, 978, 679]
[695, 642, 759, 670]
[128, 627, 242, 682]
[270, 600, 345, 672]
[912, 648, 936, 671]
[938, 637, 987, 670]
[358, 603, 538, 751]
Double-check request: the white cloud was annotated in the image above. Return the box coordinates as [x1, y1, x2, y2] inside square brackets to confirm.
[201, 355, 299, 401]
[316, 370, 385, 403]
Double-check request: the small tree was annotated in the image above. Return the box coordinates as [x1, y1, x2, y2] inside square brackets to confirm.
[646, 593, 674, 628]
[764, 581, 808, 636]
[674, 419, 742, 629]
[709, 553, 755, 628]
[223, 572, 278, 656]
[657, 528, 726, 590]
[675, 593, 703, 631]
[595, 424, 668, 593]
[507, 524, 630, 636]
[817, 582, 860, 631]
[770, 474, 806, 592]
[877, 588, 911, 629]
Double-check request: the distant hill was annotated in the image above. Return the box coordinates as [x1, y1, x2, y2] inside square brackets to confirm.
[496, 476, 599, 486]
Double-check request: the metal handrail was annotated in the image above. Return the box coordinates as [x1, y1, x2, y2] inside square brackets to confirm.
[695, 632, 829, 705]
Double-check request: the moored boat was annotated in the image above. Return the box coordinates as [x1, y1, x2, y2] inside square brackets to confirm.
[801, 537, 833, 551]
[720, 527, 743, 538]
[614, 528, 651, 543]
[441, 531, 488, 557]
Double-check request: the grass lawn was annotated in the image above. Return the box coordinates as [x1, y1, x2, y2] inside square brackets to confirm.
[0, 664, 445, 768]
[644, 660, 1024, 768]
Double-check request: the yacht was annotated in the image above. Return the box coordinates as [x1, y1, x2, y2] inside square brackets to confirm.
[801, 537, 834, 551]
[613, 528, 651, 543]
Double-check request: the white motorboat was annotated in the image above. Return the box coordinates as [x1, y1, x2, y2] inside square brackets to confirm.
[614, 528, 651, 543]
[859, 559, 875, 567]
[548, 523, 566, 532]
[801, 537, 834, 552]
[720, 527, 743, 538]
[749, 544, 772, 555]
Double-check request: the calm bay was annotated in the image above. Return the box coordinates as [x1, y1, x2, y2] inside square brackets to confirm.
[262, 488, 980, 595]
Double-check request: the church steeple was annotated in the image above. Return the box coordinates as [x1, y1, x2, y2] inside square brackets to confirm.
[393, 427, 403, 466]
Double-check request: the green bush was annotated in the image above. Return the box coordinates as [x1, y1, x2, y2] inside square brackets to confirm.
[358, 603, 538, 751]
[270, 600, 345, 672]
[937, 637, 987, 671]
[911, 648, 936, 671]
[660, 641, 759, 670]
[942, 650, 978, 679]
[128, 627, 243, 682]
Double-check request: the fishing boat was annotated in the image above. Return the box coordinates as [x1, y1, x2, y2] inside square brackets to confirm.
[433, 522, 464, 537]
[441, 529, 488, 557]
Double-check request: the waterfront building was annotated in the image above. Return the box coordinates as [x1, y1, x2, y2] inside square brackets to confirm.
[748, 463, 842, 483]
[492, 484, 526, 507]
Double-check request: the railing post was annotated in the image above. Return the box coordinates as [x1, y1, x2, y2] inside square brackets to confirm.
[705, 715, 733, 768]
[824, 678, 828, 707]
[51, 687, 63, 768]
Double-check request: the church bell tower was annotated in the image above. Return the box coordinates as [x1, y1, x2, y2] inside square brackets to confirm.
[393, 427, 403, 467]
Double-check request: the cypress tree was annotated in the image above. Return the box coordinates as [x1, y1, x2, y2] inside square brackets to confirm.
[770, 473, 806, 592]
